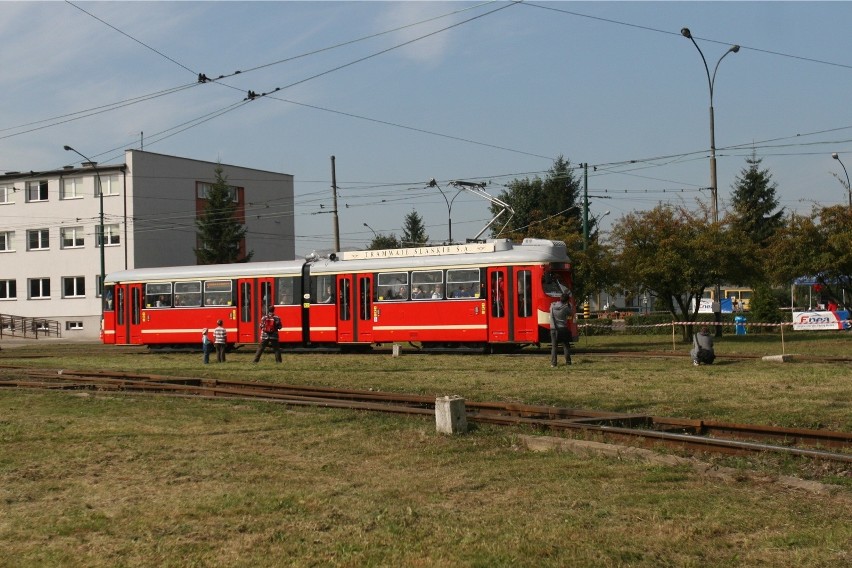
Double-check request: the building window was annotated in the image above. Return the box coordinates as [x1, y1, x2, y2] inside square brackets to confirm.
[0, 231, 14, 252]
[27, 229, 50, 251]
[97, 174, 121, 196]
[62, 276, 86, 298]
[60, 226, 85, 249]
[96, 224, 120, 247]
[0, 279, 16, 299]
[0, 185, 13, 204]
[66, 321, 84, 330]
[26, 180, 49, 202]
[28, 278, 50, 299]
[61, 178, 84, 200]
[197, 181, 238, 201]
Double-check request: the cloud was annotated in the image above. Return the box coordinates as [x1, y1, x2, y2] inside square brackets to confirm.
[372, 2, 457, 66]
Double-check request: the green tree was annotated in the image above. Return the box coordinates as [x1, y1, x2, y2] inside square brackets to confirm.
[765, 205, 852, 307]
[401, 210, 429, 247]
[368, 233, 401, 250]
[490, 155, 582, 238]
[195, 165, 253, 264]
[729, 152, 784, 253]
[610, 204, 747, 339]
[748, 283, 783, 330]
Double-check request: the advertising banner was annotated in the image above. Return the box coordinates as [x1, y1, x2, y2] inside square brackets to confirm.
[693, 298, 733, 314]
[792, 310, 851, 331]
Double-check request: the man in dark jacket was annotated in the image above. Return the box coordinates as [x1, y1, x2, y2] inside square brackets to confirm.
[691, 326, 715, 366]
[550, 292, 573, 367]
[253, 308, 282, 363]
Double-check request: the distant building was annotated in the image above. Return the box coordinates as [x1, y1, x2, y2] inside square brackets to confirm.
[0, 150, 294, 339]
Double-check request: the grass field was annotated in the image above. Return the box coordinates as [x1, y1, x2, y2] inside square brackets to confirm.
[1, 334, 850, 567]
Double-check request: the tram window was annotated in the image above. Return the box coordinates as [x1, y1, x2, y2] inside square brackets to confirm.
[204, 280, 232, 306]
[311, 275, 336, 304]
[411, 270, 442, 300]
[447, 268, 479, 299]
[359, 276, 371, 320]
[240, 282, 251, 323]
[517, 270, 533, 317]
[491, 271, 506, 317]
[260, 281, 273, 311]
[277, 277, 298, 305]
[542, 270, 569, 298]
[174, 281, 201, 307]
[377, 272, 408, 301]
[116, 287, 125, 325]
[145, 283, 172, 308]
[132, 287, 141, 324]
[339, 278, 351, 321]
[103, 285, 115, 312]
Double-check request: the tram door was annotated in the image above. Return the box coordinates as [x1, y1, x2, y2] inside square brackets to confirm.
[336, 274, 354, 343]
[355, 273, 373, 343]
[512, 267, 538, 342]
[487, 268, 510, 343]
[238, 280, 260, 343]
[115, 283, 143, 344]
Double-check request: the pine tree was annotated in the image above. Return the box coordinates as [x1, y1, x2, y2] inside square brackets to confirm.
[729, 152, 784, 248]
[401, 210, 429, 247]
[195, 165, 254, 264]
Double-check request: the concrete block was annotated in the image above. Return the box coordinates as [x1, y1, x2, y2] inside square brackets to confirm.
[392, 344, 401, 357]
[435, 396, 467, 434]
[762, 354, 794, 363]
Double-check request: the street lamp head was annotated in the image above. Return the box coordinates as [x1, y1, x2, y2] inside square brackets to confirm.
[63, 145, 72, 151]
[680, 27, 692, 38]
[832, 152, 840, 160]
[730, 45, 740, 54]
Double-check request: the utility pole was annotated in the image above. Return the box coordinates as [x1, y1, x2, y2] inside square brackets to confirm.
[582, 163, 589, 250]
[330, 155, 340, 251]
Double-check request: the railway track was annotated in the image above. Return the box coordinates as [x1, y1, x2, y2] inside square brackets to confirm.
[2, 366, 851, 463]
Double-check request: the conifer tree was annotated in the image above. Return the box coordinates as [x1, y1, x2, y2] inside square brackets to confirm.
[401, 210, 429, 247]
[195, 165, 254, 264]
[729, 152, 784, 248]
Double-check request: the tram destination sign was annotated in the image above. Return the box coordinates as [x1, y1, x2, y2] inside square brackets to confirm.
[341, 243, 495, 261]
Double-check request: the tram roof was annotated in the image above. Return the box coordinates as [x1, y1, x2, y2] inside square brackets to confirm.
[105, 239, 569, 284]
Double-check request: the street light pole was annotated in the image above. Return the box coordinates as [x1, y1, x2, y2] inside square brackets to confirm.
[831, 153, 852, 208]
[428, 178, 461, 244]
[681, 28, 739, 224]
[64, 145, 104, 299]
[363, 222, 377, 238]
[681, 27, 739, 337]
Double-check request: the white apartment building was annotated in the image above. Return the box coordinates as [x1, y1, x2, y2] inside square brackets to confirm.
[0, 150, 294, 339]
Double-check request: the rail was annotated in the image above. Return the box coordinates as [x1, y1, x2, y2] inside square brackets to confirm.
[2, 367, 850, 463]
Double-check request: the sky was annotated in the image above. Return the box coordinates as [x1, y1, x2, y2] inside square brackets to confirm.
[3, 1, 852, 257]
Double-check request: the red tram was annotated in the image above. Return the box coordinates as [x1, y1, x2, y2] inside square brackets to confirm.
[102, 238, 577, 351]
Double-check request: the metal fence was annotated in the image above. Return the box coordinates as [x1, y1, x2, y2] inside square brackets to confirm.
[0, 314, 62, 339]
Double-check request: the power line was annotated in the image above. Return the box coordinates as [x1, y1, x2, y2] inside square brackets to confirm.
[522, 1, 852, 71]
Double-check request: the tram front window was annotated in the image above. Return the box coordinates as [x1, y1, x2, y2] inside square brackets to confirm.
[543, 270, 570, 297]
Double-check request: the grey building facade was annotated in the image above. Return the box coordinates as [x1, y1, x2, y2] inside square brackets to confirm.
[0, 150, 294, 339]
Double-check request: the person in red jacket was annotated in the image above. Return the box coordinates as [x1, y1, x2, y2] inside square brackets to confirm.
[253, 308, 282, 363]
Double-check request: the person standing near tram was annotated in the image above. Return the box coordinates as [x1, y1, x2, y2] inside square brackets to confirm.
[253, 307, 283, 363]
[549, 292, 574, 367]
